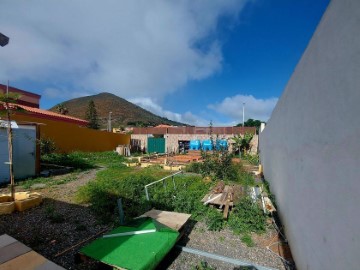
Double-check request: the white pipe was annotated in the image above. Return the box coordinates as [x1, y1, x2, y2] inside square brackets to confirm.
[103, 229, 156, 238]
[203, 194, 222, 205]
[176, 245, 278, 270]
[261, 195, 266, 214]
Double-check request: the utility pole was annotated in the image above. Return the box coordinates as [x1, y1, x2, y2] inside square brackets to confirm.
[242, 102, 245, 127]
[6, 81, 15, 200]
[108, 112, 112, 132]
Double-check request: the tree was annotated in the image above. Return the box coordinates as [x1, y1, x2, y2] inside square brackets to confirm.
[56, 103, 68, 115]
[0, 92, 22, 201]
[236, 119, 263, 133]
[85, 100, 100, 129]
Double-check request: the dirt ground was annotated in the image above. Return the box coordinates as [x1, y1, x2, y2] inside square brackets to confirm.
[0, 169, 293, 270]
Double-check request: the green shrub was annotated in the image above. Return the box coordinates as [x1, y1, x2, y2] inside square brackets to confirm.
[39, 137, 57, 155]
[185, 162, 202, 174]
[200, 149, 239, 181]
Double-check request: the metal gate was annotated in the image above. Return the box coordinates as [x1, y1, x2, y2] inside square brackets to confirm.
[0, 125, 36, 184]
[147, 137, 165, 153]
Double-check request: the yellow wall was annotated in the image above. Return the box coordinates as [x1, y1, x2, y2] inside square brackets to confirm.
[11, 114, 130, 153]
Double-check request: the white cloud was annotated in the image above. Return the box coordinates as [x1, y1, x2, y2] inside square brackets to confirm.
[129, 97, 209, 126]
[208, 94, 278, 122]
[0, 0, 249, 100]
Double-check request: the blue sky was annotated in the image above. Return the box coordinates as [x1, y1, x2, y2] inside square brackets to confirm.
[0, 0, 330, 126]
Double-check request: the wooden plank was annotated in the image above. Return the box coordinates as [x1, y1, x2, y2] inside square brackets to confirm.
[141, 210, 191, 231]
[212, 181, 225, 193]
[0, 235, 17, 249]
[0, 241, 31, 264]
[223, 201, 230, 219]
[202, 184, 242, 207]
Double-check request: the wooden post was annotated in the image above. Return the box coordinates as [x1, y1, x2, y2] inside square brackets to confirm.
[6, 104, 15, 201]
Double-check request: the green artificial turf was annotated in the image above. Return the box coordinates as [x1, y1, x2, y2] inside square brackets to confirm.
[80, 218, 179, 270]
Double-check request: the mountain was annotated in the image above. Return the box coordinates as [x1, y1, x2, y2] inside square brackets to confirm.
[49, 92, 187, 128]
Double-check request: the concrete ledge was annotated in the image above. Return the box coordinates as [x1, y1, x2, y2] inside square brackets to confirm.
[0, 201, 15, 215]
[15, 193, 42, 212]
[124, 162, 139, 167]
[0, 192, 43, 214]
[163, 165, 184, 171]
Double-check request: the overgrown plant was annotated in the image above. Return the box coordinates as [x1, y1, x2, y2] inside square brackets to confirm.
[228, 197, 266, 234]
[242, 153, 260, 165]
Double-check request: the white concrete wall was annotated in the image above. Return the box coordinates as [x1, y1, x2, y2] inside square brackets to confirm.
[259, 0, 360, 269]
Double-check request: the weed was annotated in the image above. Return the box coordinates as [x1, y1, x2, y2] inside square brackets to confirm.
[205, 209, 224, 231]
[237, 171, 255, 186]
[20, 177, 53, 189]
[54, 175, 77, 185]
[241, 233, 255, 247]
[192, 261, 216, 270]
[242, 153, 260, 165]
[45, 204, 65, 223]
[20, 173, 78, 190]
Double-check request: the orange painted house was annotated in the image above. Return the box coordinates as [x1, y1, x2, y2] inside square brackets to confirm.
[0, 84, 130, 153]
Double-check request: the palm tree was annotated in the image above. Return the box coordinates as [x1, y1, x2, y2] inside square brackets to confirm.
[56, 103, 69, 115]
[232, 133, 253, 158]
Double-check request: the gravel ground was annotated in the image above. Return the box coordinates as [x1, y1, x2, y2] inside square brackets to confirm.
[161, 222, 288, 270]
[0, 169, 293, 270]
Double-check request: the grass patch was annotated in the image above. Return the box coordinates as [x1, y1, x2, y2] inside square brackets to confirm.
[41, 151, 126, 170]
[76, 166, 175, 223]
[20, 173, 79, 190]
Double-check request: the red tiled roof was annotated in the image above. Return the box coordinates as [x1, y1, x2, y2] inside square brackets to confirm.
[1, 102, 88, 125]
